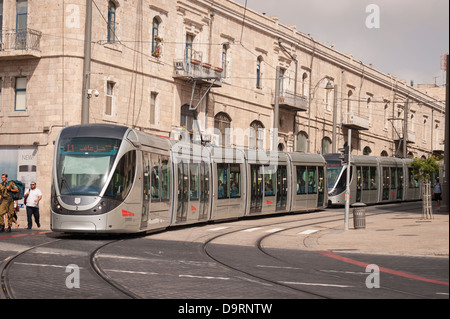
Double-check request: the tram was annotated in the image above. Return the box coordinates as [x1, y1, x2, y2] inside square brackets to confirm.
[51, 124, 327, 234]
[324, 153, 422, 206]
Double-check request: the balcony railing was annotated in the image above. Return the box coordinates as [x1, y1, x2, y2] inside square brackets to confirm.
[173, 48, 222, 87]
[276, 90, 308, 112]
[0, 28, 42, 59]
[342, 112, 370, 130]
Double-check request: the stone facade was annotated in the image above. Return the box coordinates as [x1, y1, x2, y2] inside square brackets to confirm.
[0, 0, 445, 225]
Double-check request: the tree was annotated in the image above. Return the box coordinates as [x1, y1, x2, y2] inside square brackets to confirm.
[409, 156, 440, 219]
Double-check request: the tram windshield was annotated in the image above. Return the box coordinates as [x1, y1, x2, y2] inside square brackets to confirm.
[56, 137, 121, 195]
[327, 162, 343, 189]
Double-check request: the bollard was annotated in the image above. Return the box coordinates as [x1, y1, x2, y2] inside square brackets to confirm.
[352, 203, 366, 229]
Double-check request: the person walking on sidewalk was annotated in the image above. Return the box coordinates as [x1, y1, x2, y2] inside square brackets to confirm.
[24, 181, 42, 229]
[433, 178, 442, 211]
[0, 173, 19, 232]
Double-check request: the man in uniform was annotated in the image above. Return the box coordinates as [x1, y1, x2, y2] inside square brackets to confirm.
[0, 173, 19, 232]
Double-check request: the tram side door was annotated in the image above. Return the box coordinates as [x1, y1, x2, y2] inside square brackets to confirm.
[250, 164, 263, 214]
[276, 165, 287, 211]
[382, 167, 390, 200]
[177, 162, 188, 222]
[141, 153, 150, 228]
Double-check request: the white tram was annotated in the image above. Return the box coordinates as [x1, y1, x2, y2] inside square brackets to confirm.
[51, 124, 327, 234]
[324, 153, 422, 206]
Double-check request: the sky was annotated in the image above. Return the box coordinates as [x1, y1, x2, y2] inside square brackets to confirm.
[233, 0, 449, 87]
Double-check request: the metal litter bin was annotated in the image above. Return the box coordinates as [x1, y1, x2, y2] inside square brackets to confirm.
[352, 203, 366, 229]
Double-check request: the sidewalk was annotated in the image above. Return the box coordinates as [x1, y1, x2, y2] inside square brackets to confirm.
[303, 202, 449, 257]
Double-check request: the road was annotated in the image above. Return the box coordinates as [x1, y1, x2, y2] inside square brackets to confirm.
[0, 202, 448, 308]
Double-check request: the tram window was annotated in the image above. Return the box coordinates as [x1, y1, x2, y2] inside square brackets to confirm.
[296, 166, 307, 194]
[362, 166, 370, 190]
[190, 163, 199, 200]
[408, 168, 418, 188]
[229, 164, 241, 198]
[160, 156, 170, 201]
[370, 167, 377, 190]
[150, 154, 160, 200]
[105, 150, 136, 201]
[307, 166, 317, 194]
[264, 166, 276, 196]
[217, 163, 228, 199]
[391, 168, 397, 189]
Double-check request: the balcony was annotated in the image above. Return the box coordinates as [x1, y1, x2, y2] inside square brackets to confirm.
[274, 90, 308, 112]
[342, 112, 369, 130]
[173, 49, 222, 87]
[0, 29, 42, 60]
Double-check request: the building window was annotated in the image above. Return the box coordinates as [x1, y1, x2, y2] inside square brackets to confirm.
[106, 81, 115, 116]
[256, 56, 262, 89]
[214, 112, 231, 147]
[149, 92, 157, 125]
[151, 17, 161, 55]
[107, 1, 116, 43]
[186, 34, 194, 65]
[321, 137, 332, 155]
[301, 72, 308, 96]
[347, 90, 353, 113]
[0, 0, 3, 35]
[249, 120, 265, 150]
[15, 77, 27, 111]
[16, 0, 28, 49]
[222, 44, 228, 79]
[180, 104, 196, 131]
[0, 77, 2, 111]
[363, 146, 372, 155]
[423, 116, 428, 142]
[381, 150, 388, 157]
[296, 131, 308, 152]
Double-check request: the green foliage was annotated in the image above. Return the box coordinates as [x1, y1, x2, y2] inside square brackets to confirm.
[409, 156, 440, 183]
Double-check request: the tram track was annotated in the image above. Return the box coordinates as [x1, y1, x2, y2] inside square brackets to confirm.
[201, 202, 434, 299]
[0, 233, 142, 299]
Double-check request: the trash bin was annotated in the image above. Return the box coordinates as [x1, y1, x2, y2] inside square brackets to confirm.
[352, 203, 366, 229]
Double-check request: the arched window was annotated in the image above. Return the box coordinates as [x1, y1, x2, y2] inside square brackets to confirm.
[380, 150, 388, 157]
[107, 1, 117, 43]
[214, 112, 232, 147]
[296, 131, 308, 152]
[256, 56, 263, 89]
[301, 72, 308, 96]
[180, 104, 196, 131]
[321, 137, 332, 155]
[249, 120, 265, 150]
[363, 146, 372, 156]
[347, 90, 353, 113]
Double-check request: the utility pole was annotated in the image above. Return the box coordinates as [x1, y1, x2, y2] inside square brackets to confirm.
[442, 54, 449, 213]
[403, 97, 408, 157]
[81, 0, 92, 124]
[273, 66, 280, 151]
[344, 128, 351, 230]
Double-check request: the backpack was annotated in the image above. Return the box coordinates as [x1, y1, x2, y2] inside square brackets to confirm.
[9, 180, 25, 200]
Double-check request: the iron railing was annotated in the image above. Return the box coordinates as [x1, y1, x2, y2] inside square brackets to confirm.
[0, 28, 42, 51]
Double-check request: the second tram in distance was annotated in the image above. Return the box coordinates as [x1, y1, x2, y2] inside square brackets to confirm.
[325, 153, 422, 206]
[51, 124, 327, 234]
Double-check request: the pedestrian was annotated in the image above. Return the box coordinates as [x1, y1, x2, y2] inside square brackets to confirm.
[433, 178, 442, 210]
[24, 181, 42, 229]
[0, 173, 19, 232]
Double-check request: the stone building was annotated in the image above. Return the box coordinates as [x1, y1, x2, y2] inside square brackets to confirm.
[0, 0, 445, 225]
